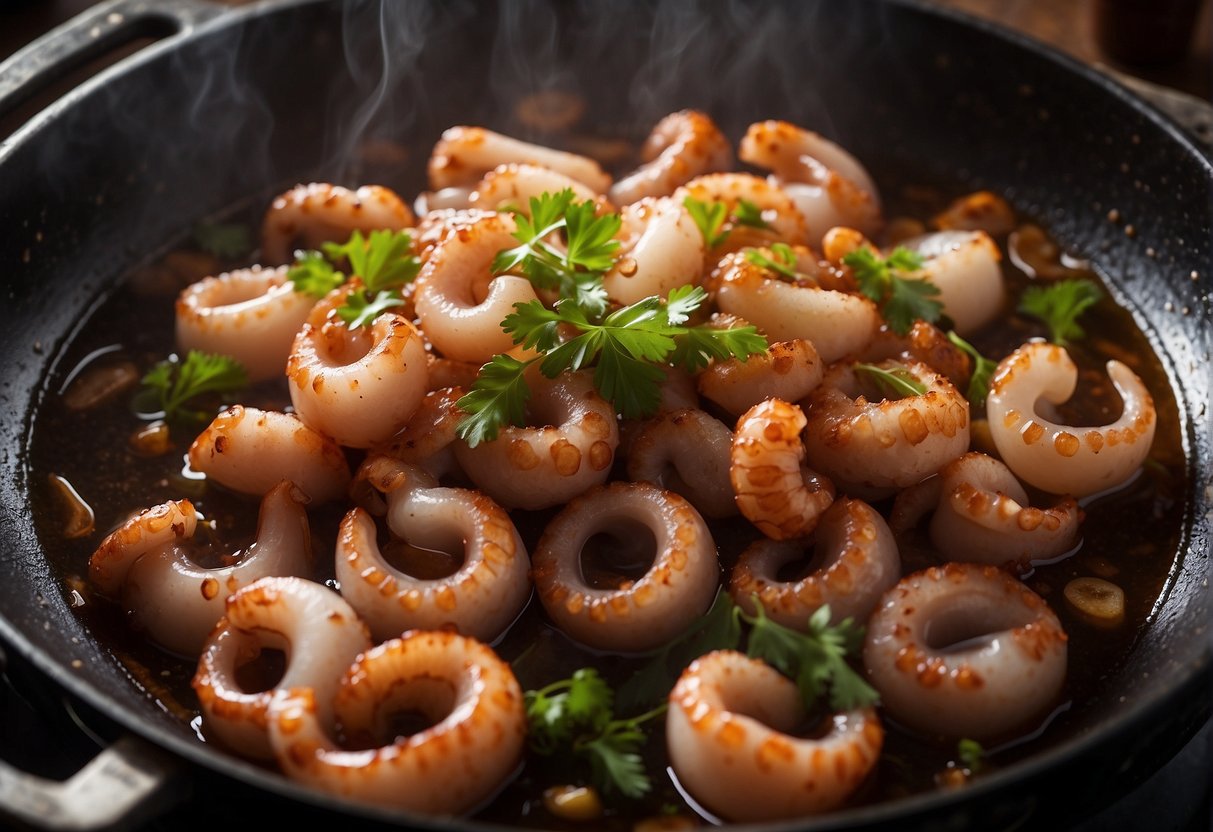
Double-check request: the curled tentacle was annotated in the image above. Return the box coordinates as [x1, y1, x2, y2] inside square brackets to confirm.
[531, 482, 719, 652]
[803, 359, 970, 497]
[863, 564, 1068, 741]
[191, 576, 371, 758]
[609, 110, 732, 205]
[176, 266, 312, 381]
[412, 212, 541, 363]
[985, 342, 1157, 497]
[267, 631, 526, 814]
[469, 162, 604, 211]
[739, 120, 882, 243]
[89, 484, 312, 656]
[928, 452, 1082, 571]
[188, 406, 351, 503]
[715, 251, 880, 364]
[860, 320, 973, 391]
[455, 370, 618, 510]
[730, 497, 900, 628]
[603, 197, 704, 305]
[335, 457, 530, 643]
[730, 398, 835, 540]
[261, 183, 414, 265]
[372, 387, 466, 480]
[901, 231, 1005, 335]
[675, 173, 810, 245]
[627, 408, 737, 518]
[698, 337, 824, 418]
[286, 282, 429, 448]
[667, 650, 882, 822]
[412, 208, 497, 264]
[428, 126, 611, 193]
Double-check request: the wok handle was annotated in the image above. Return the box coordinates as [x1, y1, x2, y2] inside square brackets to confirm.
[0, 734, 185, 831]
[0, 0, 229, 125]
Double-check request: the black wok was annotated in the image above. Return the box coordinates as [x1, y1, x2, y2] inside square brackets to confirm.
[0, 0, 1209, 828]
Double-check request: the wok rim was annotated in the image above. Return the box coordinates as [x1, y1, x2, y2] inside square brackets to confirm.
[0, 0, 1209, 828]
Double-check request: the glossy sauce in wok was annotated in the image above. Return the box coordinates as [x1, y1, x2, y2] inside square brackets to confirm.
[27, 180, 1186, 828]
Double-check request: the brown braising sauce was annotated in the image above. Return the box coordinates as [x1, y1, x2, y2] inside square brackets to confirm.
[28, 182, 1186, 829]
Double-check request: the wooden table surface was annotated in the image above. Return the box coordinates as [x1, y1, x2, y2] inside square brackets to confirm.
[2, 1, 1210, 100]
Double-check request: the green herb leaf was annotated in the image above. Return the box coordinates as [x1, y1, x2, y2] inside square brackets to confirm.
[668, 323, 768, 374]
[957, 738, 985, 773]
[524, 669, 661, 799]
[192, 221, 252, 259]
[1017, 278, 1103, 346]
[741, 599, 879, 712]
[854, 362, 928, 400]
[843, 245, 943, 335]
[946, 331, 998, 408]
[323, 229, 420, 293]
[336, 289, 405, 329]
[745, 242, 799, 280]
[734, 198, 771, 230]
[454, 354, 537, 447]
[288, 250, 346, 298]
[492, 189, 618, 319]
[683, 197, 730, 248]
[140, 350, 248, 422]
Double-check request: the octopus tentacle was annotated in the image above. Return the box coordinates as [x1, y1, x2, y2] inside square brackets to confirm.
[191, 576, 371, 758]
[730, 398, 835, 540]
[428, 126, 611, 193]
[531, 482, 719, 652]
[90, 483, 314, 656]
[335, 457, 530, 643]
[667, 650, 882, 821]
[610, 110, 732, 205]
[469, 162, 603, 211]
[175, 265, 312, 381]
[188, 406, 351, 504]
[697, 337, 824, 418]
[803, 359, 970, 497]
[985, 341, 1157, 497]
[267, 630, 526, 814]
[863, 563, 1068, 740]
[902, 231, 1005, 335]
[603, 196, 704, 305]
[730, 497, 900, 628]
[626, 408, 737, 518]
[261, 183, 414, 265]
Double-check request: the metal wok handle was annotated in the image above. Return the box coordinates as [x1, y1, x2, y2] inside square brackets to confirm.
[0, 735, 184, 831]
[0, 0, 229, 128]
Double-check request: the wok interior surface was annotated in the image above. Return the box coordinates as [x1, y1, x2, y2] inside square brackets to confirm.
[0, 0, 1209, 828]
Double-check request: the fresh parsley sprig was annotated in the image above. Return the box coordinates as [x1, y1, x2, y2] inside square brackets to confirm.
[843, 245, 944, 336]
[946, 331, 998, 408]
[1018, 278, 1102, 346]
[957, 738, 985, 773]
[745, 242, 799, 281]
[192, 221, 252, 259]
[525, 668, 663, 799]
[854, 362, 928, 400]
[138, 350, 248, 422]
[493, 189, 619, 319]
[287, 229, 420, 329]
[740, 601, 880, 712]
[455, 285, 767, 446]
[683, 197, 770, 248]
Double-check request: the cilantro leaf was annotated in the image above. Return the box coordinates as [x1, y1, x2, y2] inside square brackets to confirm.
[664, 284, 704, 326]
[454, 354, 537, 447]
[740, 599, 879, 712]
[957, 738, 985, 773]
[336, 289, 405, 329]
[668, 324, 767, 374]
[843, 245, 943, 335]
[192, 221, 252, 259]
[524, 668, 662, 799]
[734, 198, 771, 230]
[139, 351, 247, 422]
[854, 362, 928, 399]
[683, 197, 729, 247]
[492, 189, 618, 319]
[323, 229, 420, 293]
[288, 250, 345, 298]
[745, 242, 798, 280]
[946, 331, 998, 408]
[1017, 278, 1103, 346]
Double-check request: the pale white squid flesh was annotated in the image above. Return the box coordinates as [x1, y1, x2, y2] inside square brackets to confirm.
[428, 126, 611, 193]
[609, 109, 733, 205]
[261, 183, 414, 265]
